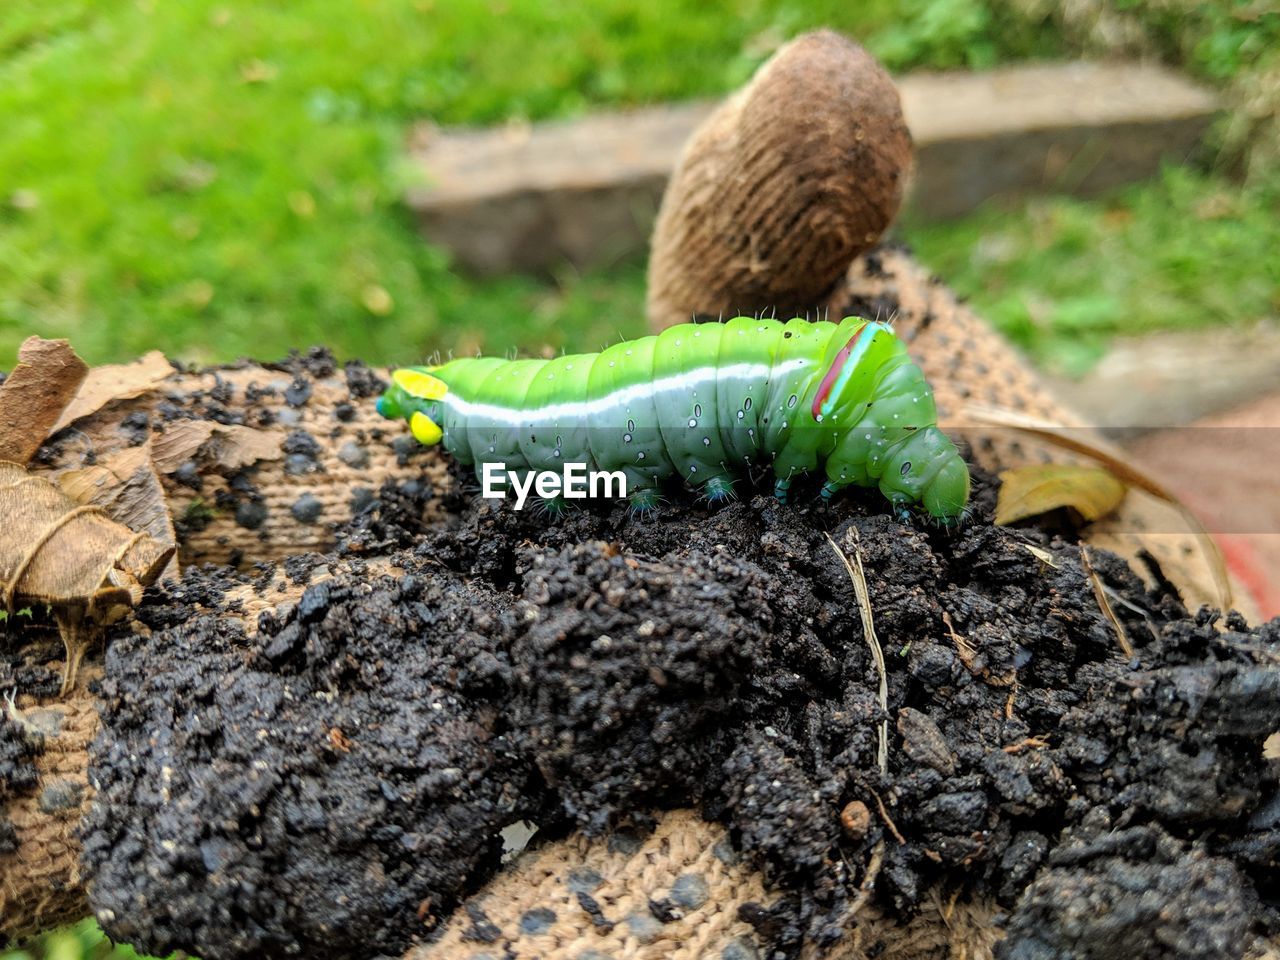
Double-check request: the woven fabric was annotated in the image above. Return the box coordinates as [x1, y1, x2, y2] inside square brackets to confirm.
[1, 665, 101, 943]
[33, 362, 446, 568]
[414, 811, 1002, 960]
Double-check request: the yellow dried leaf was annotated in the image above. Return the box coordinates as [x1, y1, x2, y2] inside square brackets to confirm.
[966, 404, 1233, 612]
[1019, 543, 1059, 568]
[996, 464, 1127, 526]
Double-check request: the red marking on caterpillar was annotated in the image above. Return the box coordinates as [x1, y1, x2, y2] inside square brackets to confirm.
[812, 321, 869, 419]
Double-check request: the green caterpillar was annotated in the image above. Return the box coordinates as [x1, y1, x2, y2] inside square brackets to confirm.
[376, 317, 970, 521]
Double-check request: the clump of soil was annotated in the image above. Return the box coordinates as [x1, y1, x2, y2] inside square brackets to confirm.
[83, 470, 1280, 960]
[84, 561, 531, 959]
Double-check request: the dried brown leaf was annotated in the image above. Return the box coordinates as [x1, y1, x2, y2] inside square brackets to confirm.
[151, 420, 283, 473]
[59, 443, 180, 580]
[996, 464, 1127, 526]
[0, 337, 89, 465]
[53, 350, 173, 432]
[207, 423, 287, 470]
[1, 460, 174, 691]
[150, 420, 217, 471]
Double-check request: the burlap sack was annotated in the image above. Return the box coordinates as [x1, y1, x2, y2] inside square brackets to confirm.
[413, 811, 1002, 960]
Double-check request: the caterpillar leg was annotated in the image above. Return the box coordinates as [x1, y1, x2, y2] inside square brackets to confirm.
[700, 474, 738, 504]
[627, 486, 662, 518]
[773, 477, 793, 503]
[535, 495, 570, 519]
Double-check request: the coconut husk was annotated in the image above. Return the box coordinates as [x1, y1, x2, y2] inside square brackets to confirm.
[646, 30, 911, 330]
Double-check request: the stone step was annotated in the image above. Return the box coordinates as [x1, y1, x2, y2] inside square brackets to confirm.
[1045, 324, 1280, 437]
[406, 61, 1218, 275]
[1128, 389, 1280, 619]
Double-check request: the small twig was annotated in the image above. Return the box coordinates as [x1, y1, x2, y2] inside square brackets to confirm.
[1002, 736, 1049, 754]
[869, 788, 905, 845]
[941, 609, 973, 658]
[942, 888, 961, 927]
[1080, 545, 1134, 659]
[826, 530, 887, 774]
[847, 839, 886, 922]
[1102, 583, 1161, 643]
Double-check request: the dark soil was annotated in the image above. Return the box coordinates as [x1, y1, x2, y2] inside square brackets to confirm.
[82, 467, 1280, 960]
[0, 710, 38, 854]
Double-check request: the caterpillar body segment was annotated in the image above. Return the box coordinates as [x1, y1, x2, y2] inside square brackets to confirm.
[376, 317, 971, 521]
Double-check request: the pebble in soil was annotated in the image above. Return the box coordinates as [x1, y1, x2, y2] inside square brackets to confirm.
[82, 471, 1280, 960]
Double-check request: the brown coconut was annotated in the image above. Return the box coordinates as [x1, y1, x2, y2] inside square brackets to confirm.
[646, 30, 912, 330]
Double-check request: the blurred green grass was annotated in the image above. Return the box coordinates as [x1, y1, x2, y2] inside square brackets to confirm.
[0, 0, 1062, 368]
[909, 164, 1280, 376]
[2, 1, 1275, 379]
[0, 919, 154, 960]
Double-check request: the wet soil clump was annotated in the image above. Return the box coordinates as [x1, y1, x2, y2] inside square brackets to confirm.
[83, 473, 1280, 959]
[85, 562, 533, 959]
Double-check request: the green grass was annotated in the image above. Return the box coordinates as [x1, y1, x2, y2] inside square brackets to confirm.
[902, 0, 1280, 376]
[0, 0, 1062, 369]
[907, 164, 1280, 376]
[1, 920, 151, 960]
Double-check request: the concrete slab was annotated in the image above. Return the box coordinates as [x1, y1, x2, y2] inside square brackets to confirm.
[903, 61, 1219, 218]
[1128, 391, 1280, 620]
[1046, 324, 1280, 438]
[406, 61, 1218, 274]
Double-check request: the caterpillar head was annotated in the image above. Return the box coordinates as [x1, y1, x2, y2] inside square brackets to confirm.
[881, 430, 971, 523]
[921, 455, 971, 523]
[376, 368, 448, 446]
[811, 318, 897, 421]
